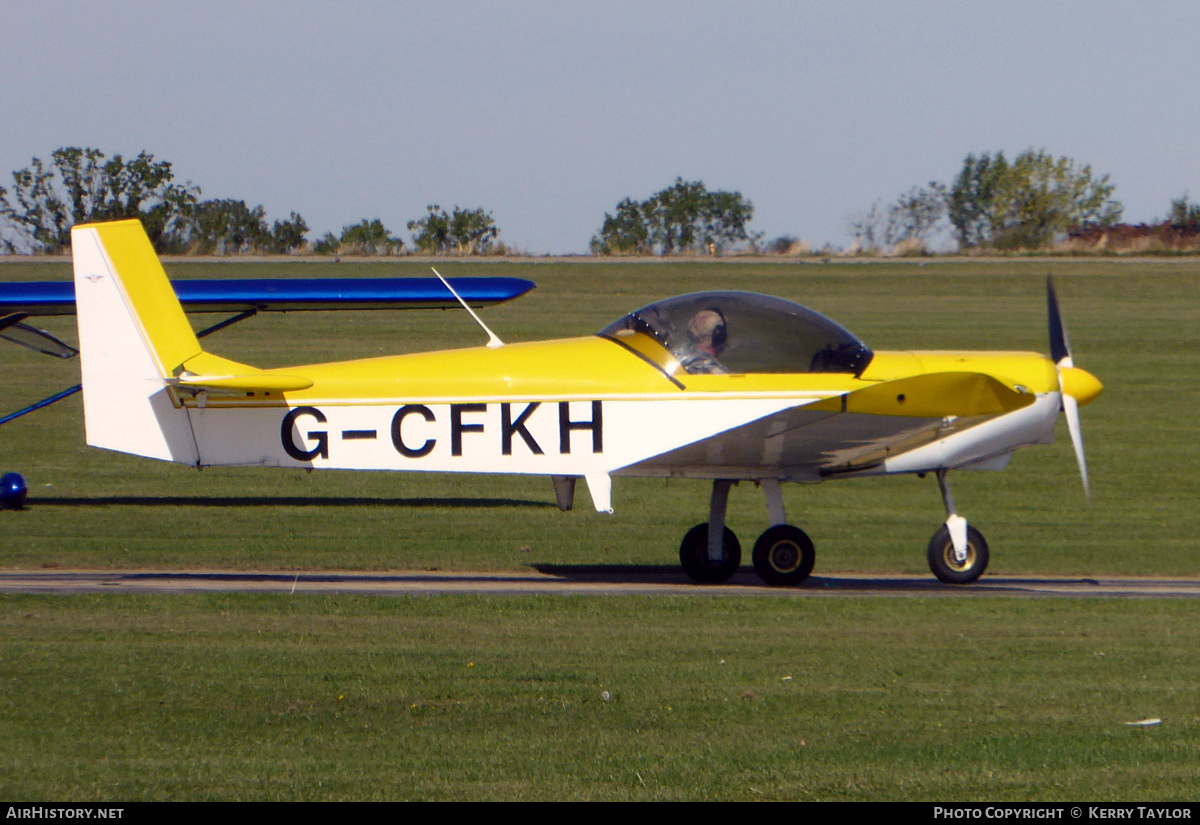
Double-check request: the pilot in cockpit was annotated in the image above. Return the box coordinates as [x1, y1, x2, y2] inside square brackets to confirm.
[678, 308, 729, 374]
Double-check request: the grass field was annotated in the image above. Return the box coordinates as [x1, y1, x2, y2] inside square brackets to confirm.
[1, 256, 1198, 800]
[3, 594, 1198, 801]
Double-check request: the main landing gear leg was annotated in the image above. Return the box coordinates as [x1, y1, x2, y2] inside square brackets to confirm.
[927, 469, 990, 584]
[751, 479, 815, 586]
[679, 479, 741, 583]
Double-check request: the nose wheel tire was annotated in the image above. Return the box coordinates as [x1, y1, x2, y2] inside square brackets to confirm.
[752, 524, 815, 586]
[679, 523, 742, 583]
[927, 524, 990, 584]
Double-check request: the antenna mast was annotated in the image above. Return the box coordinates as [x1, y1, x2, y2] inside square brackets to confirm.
[431, 267, 504, 348]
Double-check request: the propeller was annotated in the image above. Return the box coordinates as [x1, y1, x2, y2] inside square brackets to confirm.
[1047, 277, 1103, 501]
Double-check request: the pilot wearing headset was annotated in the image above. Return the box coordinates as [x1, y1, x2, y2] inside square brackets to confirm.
[678, 307, 728, 374]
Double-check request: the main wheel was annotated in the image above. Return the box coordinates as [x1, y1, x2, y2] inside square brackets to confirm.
[679, 523, 742, 583]
[752, 524, 815, 586]
[927, 524, 990, 584]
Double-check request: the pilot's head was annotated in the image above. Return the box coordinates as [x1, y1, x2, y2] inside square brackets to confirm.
[688, 308, 727, 356]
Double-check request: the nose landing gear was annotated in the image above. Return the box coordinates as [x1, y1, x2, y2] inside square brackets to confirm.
[927, 469, 989, 584]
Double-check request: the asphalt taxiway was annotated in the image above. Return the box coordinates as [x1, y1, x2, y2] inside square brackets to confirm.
[2, 568, 1199, 598]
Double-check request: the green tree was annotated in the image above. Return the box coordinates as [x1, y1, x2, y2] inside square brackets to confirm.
[449, 206, 499, 254]
[1167, 195, 1200, 227]
[591, 178, 757, 256]
[409, 205, 499, 254]
[337, 219, 404, 255]
[888, 182, 948, 247]
[948, 152, 1006, 249]
[0, 184, 13, 253]
[644, 178, 710, 253]
[645, 178, 758, 254]
[0, 147, 198, 253]
[948, 150, 1122, 250]
[184, 199, 269, 254]
[701, 188, 757, 250]
[312, 232, 340, 256]
[408, 205, 453, 253]
[268, 212, 310, 253]
[590, 197, 649, 254]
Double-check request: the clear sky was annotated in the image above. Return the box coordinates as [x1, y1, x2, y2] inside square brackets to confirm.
[3, 1, 1198, 253]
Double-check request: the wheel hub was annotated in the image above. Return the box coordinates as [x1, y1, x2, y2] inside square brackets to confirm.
[769, 541, 800, 573]
[942, 542, 976, 572]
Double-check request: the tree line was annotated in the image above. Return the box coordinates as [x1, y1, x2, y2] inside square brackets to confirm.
[3, 145, 1196, 256]
[0, 147, 500, 256]
[849, 149, 1131, 254]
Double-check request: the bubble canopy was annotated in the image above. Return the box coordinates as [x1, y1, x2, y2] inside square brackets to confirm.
[598, 291, 874, 376]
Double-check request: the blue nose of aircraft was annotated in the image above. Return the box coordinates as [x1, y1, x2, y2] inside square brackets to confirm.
[1, 472, 27, 509]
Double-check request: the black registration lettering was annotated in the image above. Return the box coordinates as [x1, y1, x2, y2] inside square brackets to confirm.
[558, 400, 603, 454]
[501, 402, 544, 455]
[281, 406, 329, 461]
[391, 405, 437, 457]
[450, 403, 487, 456]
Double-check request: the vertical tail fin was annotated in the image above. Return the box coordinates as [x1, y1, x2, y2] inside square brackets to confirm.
[72, 219, 200, 463]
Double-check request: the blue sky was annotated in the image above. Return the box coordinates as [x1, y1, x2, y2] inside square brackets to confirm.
[3, 1, 1198, 253]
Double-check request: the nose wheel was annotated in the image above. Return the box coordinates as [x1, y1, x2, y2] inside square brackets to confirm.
[928, 469, 989, 584]
[927, 523, 989, 584]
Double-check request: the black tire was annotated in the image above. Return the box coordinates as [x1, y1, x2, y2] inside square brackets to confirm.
[927, 524, 990, 584]
[752, 524, 816, 586]
[679, 523, 742, 583]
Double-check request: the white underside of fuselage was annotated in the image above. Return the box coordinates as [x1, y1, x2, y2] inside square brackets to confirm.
[96, 385, 1061, 513]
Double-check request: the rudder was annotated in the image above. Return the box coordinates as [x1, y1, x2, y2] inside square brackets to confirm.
[72, 219, 200, 463]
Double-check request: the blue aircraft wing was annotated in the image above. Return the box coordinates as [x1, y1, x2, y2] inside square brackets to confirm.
[0, 276, 536, 316]
[0, 274, 536, 431]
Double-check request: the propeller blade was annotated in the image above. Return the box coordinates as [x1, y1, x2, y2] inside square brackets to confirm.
[1048, 277, 1094, 500]
[1047, 276, 1072, 367]
[1062, 393, 1091, 502]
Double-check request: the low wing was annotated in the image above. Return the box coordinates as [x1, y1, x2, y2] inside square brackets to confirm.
[622, 372, 1034, 480]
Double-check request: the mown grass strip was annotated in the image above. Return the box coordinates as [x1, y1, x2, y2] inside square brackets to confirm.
[2, 593, 1197, 801]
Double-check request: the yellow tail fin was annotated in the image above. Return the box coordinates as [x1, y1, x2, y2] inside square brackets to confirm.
[74, 219, 201, 376]
[72, 219, 200, 462]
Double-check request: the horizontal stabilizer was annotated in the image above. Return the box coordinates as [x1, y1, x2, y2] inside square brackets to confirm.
[171, 373, 314, 393]
[170, 351, 312, 393]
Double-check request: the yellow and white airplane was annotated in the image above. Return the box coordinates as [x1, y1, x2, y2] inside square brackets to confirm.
[71, 219, 1101, 586]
